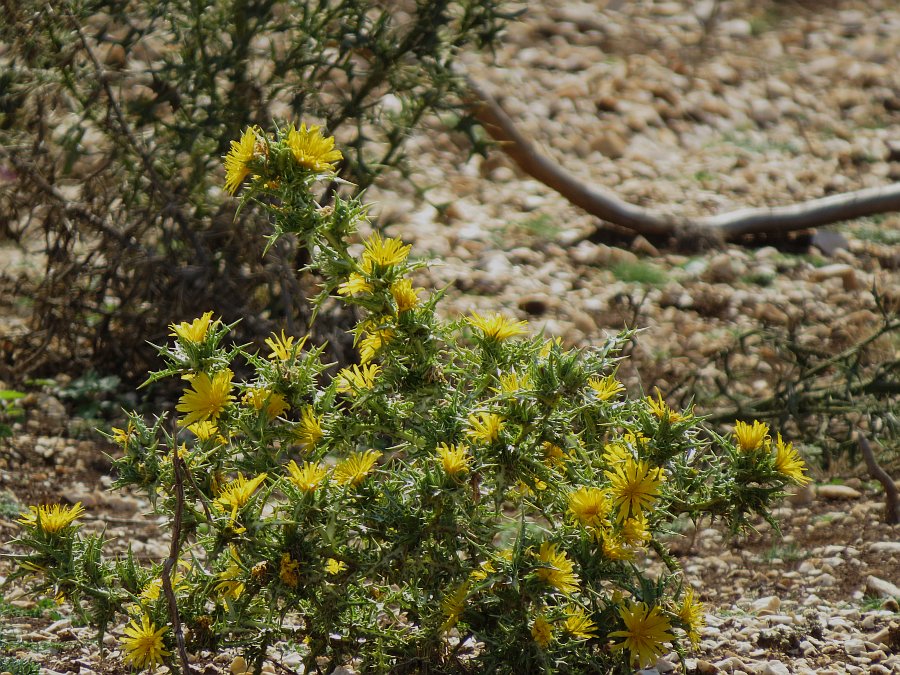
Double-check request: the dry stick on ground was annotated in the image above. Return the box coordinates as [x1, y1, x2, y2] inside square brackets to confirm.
[857, 432, 899, 525]
[466, 79, 900, 242]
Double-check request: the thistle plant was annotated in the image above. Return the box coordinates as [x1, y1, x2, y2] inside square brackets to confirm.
[6, 126, 811, 674]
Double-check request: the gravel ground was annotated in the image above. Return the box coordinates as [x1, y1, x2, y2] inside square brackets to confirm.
[2, 1, 900, 673]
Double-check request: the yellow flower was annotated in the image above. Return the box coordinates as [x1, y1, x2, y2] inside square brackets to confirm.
[390, 278, 420, 312]
[542, 441, 567, 468]
[531, 614, 554, 648]
[358, 328, 394, 364]
[265, 331, 306, 361]
[466, 412, 504, 444]
[588, 374, 624, 401]
[466, 311, 528, 341]
[514, 478, 548, 497]
[605, 457, 665, 522]
[215, 547, 245, 601]
[773, 434, 811, 485]
[437, 442, 471, 477]
[361, 233, 412, 272]
[18, 502, 85, 534]
[622, 515, 650, 547]
[243, 388, 289, 419]
[121, 614, 170, 670]
[176, 369, 234, 426]
[676, 587, 705, 647]
[599, 529, 635, 561]
[215, 473, 267, 522]
[338, 272, 374, 297]
[187, 420, 218, 441]
[563, 606, 599, 640]
[534, 542, 579, 595]
[279, 553, 300, 588]
[336, 363, 381, 395]
[603, 441, 630, 465]
[325, 558, 347, 575]
[285, 122, 342, 172]
[494, 370, 531, 394]
[285, 460, 328, 493]
[294, 406, 324, 449]
[441, 582, 469, 630]
[734, 419, 770, 452]
[469, 560, 496, 582]
[169, 311, 215, 344]
[539, 336, 563, 357]
[646, 390, 683, 423]
[568, 487, 611, 528]
[610, 601, 675, 669]
[224, 127, 259, 194]
[111, 423, 134, 444]
[334, 450, 382, 486]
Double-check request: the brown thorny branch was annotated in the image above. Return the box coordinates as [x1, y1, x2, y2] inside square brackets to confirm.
[857, 432, 900, 525]
[465, 79, 900, 242]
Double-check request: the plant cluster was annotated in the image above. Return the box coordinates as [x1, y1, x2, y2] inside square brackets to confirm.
[0, 0, 511, 381]
[7, 127, 810, 674]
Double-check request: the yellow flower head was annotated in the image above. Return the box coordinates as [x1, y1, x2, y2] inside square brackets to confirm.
[610, 601, 675, 669]
[542, 441, 567, 468]
[215, 547, 245, 601]
[187, 420, 218, 441]
[286, 460, 328, 493]
[646, 390, 683, 423]
[121, 614, 171, 670]
[243, 388, 289, 419]
[531, 614, 554, 648]
[563, 606, 599, 640]
[599, 529, 635, 561]
[334, 449, 382, 486]
[773, 434, 811, 485]
[534, 542, 579, 596]
[279, 553, 300, 588]
[338, 272, 374, 297]
[588, 374, 625, 402]
[358, 327, 394, 364]
[494, 370, 531, 395]
[390, 278, 420, 312]
[215, 473, 267, 521]
[466, 311, 528, 342]
[539, 336, 563, 358]
[676, 587, 705, 647]
[466, 412, 505, 444]
[224, 127, 260, 194]
[176, 369, 234, 426]
[18, 502, 85, 534]
[111, 423, 134, 445]
[361, 232, 412, 273]
[285, 123, 343, 172]
[169, 311, 215, 344]
[437, 442, 471, 478]
[605, 457, 665, 522]
[734, 419, 770, 452]
[336, 363, 381, 395]
[469, 560, 496, 582]
[325, 558, 348, 575]
[441, 582, 469, 630]
[294, 406, 324, 449]
[603, 441, 631, 466]
[622, 515, 651, 547]
[265, 331, 306, 361]
[568, 487, 611, 529]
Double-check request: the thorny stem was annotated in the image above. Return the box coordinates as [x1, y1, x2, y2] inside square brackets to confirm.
[162, 442, 194, 675]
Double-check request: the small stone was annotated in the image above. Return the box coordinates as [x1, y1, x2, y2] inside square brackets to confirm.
[869, 542, 900, 555]
[589, 130, 628, 159]
[760, 660, 791, 675]
[882, 598, 900, 612]
[867, 576, 900, 600]
[694, 660, 720, 674]
[751, 596, 781, 614]
[816, 484, 862, 500]
[809, 264, 858, 291]
[230, 656, 248, 674]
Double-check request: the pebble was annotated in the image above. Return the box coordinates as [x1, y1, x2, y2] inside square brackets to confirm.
[866, 576, 900, 599]
[816, 484, 863, 500]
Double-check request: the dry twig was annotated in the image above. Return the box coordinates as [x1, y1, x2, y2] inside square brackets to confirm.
[857, 432, 899, 525]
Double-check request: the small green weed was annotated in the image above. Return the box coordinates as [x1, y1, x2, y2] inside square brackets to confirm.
[612, 260, 669, 286]
[516, 213, 562, 238]
[762, 542, 805, 563]
[0, 656, 40, 675]
[0, 490, 22, 518]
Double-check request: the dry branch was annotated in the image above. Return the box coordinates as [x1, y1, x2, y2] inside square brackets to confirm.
[467, 79, 900, 242]
[857, 432, 899, 525]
